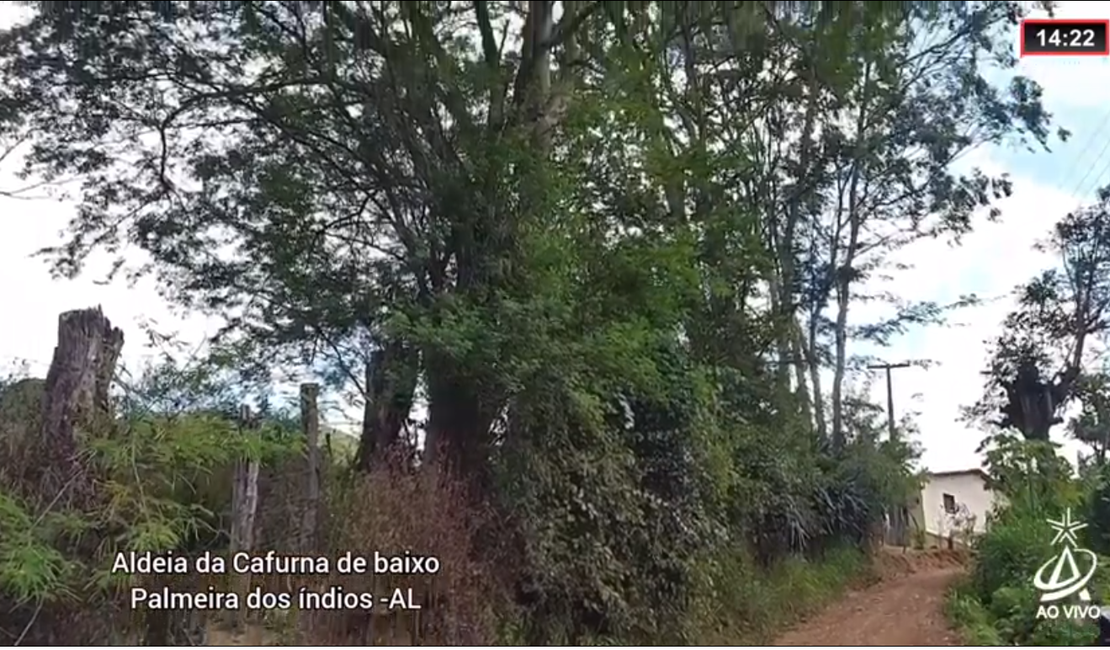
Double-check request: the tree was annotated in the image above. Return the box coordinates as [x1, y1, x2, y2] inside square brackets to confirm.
[977, 186, 1110, 441]
[1070, 372, 1110, 466]
[0, 0, 599, 477]
[780, 2, 1058, 450]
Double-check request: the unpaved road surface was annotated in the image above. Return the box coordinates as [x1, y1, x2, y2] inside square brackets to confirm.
[773, 550, 965, 646]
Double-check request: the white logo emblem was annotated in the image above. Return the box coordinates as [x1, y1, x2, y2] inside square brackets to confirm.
[1034, 508, 1098, 603]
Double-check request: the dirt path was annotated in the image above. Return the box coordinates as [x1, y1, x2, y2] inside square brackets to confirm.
[772, 550, 965, 646]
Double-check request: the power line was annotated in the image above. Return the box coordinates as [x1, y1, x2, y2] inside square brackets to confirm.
[1075, 140, 1110, 205]
[1057, 103, 1110, 215]
[1069, 133, 1110, 203]
[1062, 108, 1110, 199]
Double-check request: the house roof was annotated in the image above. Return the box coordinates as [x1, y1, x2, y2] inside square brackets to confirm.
[928, 467, 990, 482]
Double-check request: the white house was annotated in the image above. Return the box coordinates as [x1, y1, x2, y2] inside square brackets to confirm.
[908, 468, 1001, 545]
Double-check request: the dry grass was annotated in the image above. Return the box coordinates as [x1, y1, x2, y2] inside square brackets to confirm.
[214, 455, 512, 646]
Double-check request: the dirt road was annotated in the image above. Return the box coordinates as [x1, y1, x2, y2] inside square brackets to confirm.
[772, 550, 965, 646]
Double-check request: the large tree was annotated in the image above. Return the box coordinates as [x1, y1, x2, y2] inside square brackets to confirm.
[778, 2, 1056, 449]
[976, 186, 1110, 442]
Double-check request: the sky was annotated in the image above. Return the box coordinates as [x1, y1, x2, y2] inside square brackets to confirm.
[1, 3, 1109, 471]
[852, 2, 1110, 471]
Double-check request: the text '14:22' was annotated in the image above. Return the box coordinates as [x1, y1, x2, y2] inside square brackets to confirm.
[1020, 19, 1110, 56]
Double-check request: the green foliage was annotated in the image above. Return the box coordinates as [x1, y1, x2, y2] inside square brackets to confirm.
[0, 490, 81, 605]
[0, 355, 302, 648]
[693, 545, 872, 644]
[1085, 465, 1110, 556]
[0, 0, 1061, 644]
[950, 436, 1106, 646]
[982, 431, 1081, 514]
[945, 583, 1005, 646]
[89, 412, 297, 554]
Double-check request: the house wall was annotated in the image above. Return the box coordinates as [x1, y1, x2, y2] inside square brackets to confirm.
[919, 472, 999, 536]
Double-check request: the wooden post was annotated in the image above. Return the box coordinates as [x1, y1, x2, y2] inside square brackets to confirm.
[298, 383, 321, 554]
[868, 361, 912, 547]
[230, 404, 260, 627]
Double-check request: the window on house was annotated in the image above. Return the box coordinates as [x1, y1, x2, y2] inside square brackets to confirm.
[943, 493, 957, 514]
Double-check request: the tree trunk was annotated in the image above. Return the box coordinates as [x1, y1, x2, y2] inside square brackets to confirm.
[354, 340, 418, 472]
[830, 62, 872, 451]
[802, 321, 828, 440]
[31, 306, 123, 505]
[423, 355, 491, 483]
[830, 283, 851, 450]
[790, 320, 813, 427]
[774, 43, 821, 393]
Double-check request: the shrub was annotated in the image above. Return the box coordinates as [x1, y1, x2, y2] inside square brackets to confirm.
[291, 454, 507, 645]
[0, 393, 301, 645]
[948, 434, 1106, 646]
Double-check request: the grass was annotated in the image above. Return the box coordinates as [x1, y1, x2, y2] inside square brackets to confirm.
[695, 545, 874, 645]
[944, 580, 1004, 646]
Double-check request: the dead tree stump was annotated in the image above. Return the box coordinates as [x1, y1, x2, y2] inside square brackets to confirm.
[30, 306, 123, 504]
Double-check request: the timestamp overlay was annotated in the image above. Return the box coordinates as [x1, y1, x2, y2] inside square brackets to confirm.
[1020, 19, 1110, 57]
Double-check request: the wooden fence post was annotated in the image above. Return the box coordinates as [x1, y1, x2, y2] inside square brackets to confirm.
[230, 404, 260, 627]
[298, 383, 321, 554]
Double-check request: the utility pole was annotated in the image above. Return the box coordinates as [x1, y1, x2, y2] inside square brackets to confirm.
[868, 361, 911, 441]
[867, 361, 912, 549]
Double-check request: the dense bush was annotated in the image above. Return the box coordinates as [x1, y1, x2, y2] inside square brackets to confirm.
[0, 345, 913, 646]
[0, 368, 303, 645]
[947, 433, 1110, 646]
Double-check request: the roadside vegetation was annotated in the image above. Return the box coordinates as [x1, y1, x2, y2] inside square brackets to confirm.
[946, 183, 1110, 646]
[0, 1, 1081, 646]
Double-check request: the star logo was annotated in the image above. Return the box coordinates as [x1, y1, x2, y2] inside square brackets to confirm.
[1047, 508, 1088, 548]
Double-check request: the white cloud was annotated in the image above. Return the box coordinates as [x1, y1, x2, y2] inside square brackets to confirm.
[0, 198, 221, 376]
[855, 171, 1065, 471]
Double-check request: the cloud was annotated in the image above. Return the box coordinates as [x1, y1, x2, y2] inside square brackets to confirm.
[0, 198, 221, 376]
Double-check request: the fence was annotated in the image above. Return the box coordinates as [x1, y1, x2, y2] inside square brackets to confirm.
[0, 307, 490, 646]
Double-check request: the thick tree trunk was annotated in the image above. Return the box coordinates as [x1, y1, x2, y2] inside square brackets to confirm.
[354, 340, 418, 471]
[423, 355, 491, 483]
[31, 306, 123, 504]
